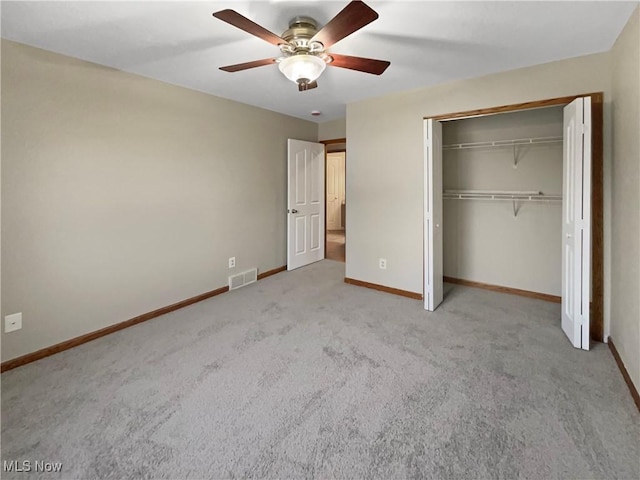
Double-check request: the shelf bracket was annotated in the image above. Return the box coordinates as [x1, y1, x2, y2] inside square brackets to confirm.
[513, 144, 519, 169]
[512, 199, 521, 218]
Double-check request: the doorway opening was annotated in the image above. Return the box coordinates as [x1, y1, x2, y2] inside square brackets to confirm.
[322, 139, 346, 263]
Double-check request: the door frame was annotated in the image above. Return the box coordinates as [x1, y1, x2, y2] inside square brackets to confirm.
[424, 92, 604, 342]
[321, 138, 347, 259]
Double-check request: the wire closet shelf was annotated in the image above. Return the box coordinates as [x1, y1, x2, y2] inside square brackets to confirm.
[443, 190, 562, 202]
[442, 136, 563, 151]
[443, 190, 563, 218]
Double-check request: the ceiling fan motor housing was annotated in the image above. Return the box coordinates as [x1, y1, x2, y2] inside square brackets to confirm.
[281, 17, 323, 52]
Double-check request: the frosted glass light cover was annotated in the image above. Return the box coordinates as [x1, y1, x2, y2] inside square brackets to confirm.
[278, 55, 326, 83]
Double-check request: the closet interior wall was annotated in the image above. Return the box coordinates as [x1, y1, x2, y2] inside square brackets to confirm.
[442, 106, 564, 297]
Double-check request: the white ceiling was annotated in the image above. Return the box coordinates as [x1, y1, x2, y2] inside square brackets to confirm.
[2, 1, 637, 122]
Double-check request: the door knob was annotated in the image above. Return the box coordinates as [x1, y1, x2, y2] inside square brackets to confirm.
[291, 209, 298, 214]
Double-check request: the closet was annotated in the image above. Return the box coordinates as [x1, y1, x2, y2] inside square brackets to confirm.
[424, 95, 601, 350]
[442, 107, 564, 298]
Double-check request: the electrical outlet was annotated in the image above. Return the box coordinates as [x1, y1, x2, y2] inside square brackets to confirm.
[228, 257, 236, 269]
[379, 258, 387, 270]
[4, 313, 22, 333]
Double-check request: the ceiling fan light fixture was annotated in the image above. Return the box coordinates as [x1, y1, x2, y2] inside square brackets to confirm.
[278, 54, 326, 85]
[213, 1, 390, 91]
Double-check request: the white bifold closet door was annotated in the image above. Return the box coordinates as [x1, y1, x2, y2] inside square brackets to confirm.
[561, 97, 592, 350]
[287, 139, 325, 271]
[423, 119, 444, 311]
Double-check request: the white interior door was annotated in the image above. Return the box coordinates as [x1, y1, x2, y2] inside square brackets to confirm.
[287, 139, 325, 270]
[562, 97, 592, 350]
[326, 152, 345, 231]
[424, 119, 444, 311]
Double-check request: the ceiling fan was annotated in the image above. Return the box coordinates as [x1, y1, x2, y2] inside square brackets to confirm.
[212, 1, 390, 92]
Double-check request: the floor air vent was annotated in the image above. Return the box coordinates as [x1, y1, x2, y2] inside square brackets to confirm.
[229, 268, 258, 290]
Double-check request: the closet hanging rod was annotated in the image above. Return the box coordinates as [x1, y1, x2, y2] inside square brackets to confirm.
[443, 136, 563, 150]
[443, 190, 562, 202]
[445, 189, 541, 195]
[443, 195, 563, 202]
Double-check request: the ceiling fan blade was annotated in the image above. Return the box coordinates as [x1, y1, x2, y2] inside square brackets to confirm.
[310, 1, 379, 49]
[327, 53, 390, 75]
[298, 81, 318, 92]
[219, 58, 278, 72]
[213, 9, 288, 47]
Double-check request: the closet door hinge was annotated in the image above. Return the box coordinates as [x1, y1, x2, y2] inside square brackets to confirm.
[579, 123, 586, 135]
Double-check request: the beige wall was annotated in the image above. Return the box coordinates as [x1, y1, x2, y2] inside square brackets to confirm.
[318, 118, 346, 141]
[1, 40, 317, 362]
[610, 7, 640, 389]
[346, 52, 611, 295]
[442, 107, 564, 296]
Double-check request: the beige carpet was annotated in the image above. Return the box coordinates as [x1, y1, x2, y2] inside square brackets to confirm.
[1, 260, 638, 479]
